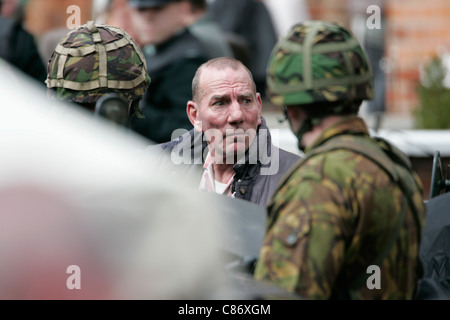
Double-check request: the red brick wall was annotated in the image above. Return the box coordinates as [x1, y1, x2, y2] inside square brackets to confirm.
[307, 0, 351, 27]
[24, 0, 93, 36]
[386, 0, 450, 116]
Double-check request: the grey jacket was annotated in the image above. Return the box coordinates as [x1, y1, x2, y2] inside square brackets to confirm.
[147, 117, 301, 206]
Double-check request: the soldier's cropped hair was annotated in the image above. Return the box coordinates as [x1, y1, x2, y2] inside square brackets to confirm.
[186, 0, 206, 11]
[295, 100, 363, 119]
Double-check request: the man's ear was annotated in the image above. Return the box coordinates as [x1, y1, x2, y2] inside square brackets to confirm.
[187, 100, 202, 132]
[256, 92, 263, 125]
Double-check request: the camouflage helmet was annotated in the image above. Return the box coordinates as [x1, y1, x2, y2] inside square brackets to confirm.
[267, 20, 374, 108]
[46, 21, 150, 117]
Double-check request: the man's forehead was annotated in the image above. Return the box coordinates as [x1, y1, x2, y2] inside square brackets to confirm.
[202, 65, 249, 81]
[200, 67, 253, 92]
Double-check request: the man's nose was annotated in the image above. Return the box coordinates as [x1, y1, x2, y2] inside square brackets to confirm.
[227, 100, 245, 124]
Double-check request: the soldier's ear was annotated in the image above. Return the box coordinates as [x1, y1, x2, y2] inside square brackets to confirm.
[256, 92, 262, 125]
[187, 100, 202, 132]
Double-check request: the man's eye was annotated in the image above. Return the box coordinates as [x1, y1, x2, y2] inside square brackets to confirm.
[242, 99, 251, 104]
[213, 101, 224, 106]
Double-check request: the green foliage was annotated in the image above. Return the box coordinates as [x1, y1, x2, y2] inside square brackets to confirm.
[414, 56, 450, 129]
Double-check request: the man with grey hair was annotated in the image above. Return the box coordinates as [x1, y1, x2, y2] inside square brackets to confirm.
[151, 57, 300, 207]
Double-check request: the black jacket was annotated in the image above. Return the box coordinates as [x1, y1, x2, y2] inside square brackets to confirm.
[0, 16, 46, 84]
[208, 0, 278, 97]
[416, 192, 450, 299]
[147, 117, 301, 206]
[130, 28, 210, 144]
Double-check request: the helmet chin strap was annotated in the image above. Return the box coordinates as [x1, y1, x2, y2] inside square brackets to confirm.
[294, 118, 314, 152]
[282, 105, 315, 153]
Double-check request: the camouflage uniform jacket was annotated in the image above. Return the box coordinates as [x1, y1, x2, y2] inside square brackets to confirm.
[254, 115, 425, 299]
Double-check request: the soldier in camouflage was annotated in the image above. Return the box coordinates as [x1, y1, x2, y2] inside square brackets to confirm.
[253, 21, 426, 299]
[46, 21, 151, 126]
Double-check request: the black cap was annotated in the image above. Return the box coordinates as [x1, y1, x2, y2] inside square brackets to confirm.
[128, 0, 179, 9]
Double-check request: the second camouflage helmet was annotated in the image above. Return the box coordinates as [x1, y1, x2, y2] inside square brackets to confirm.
[46, 21, 151, 117]
[267, 20, 374, 107]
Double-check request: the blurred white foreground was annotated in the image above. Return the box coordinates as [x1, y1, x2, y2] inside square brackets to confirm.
[0, 60, 227, 299]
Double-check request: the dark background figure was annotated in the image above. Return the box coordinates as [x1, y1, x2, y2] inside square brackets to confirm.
[0, 0, 25, 23]
[185, 0, 234, 60]
[128, 0, 225, 144]
[416, 191, 450, 300]
[349, 0, 386, 131]
[207, 0, 278, 98]
[416, 153, 450, 300]
[363, 1, 386, 132]
[0, 0, 46, 84]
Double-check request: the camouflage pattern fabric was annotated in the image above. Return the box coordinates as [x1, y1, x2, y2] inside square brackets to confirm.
[46, 22, 150, 105]
[253, 115, 426, 299]
[266, 20, 374, 107]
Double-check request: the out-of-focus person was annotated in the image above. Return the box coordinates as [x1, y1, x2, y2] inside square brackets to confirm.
[349, 0, 386, 132]
[0, 0, 46, 84]
[45, 21, 151, 127]
[253, 21, 425, 300]
[0, 0, 25, 22]
[207, 0, 278, 98]
[264, 0, 311, 37]
[95, 0, 232, 58]
[184, 0, 233, 60]
[127, 0, 213, 143]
